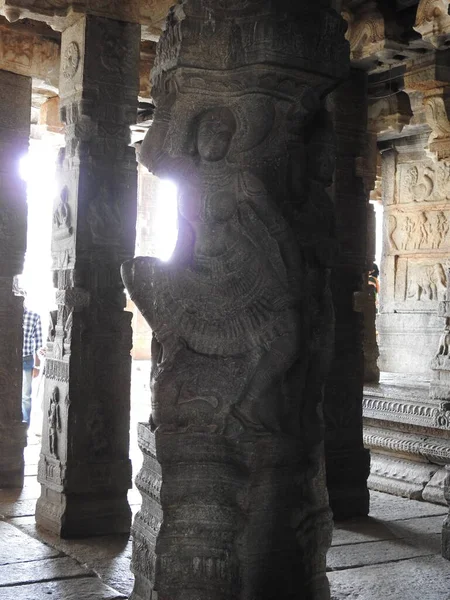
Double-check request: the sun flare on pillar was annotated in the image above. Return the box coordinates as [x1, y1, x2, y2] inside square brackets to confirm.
[153, 179, 178, 262]
[19, 141, 58, 314]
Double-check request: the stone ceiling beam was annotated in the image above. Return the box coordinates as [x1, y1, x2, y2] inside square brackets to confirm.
[0, 0, 141, 29]
[0, 0, 175, 35]
[0, 17, 59, 86]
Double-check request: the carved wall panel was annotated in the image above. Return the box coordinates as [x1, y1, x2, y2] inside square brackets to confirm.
[389, 210, 450, 252]
[397, 161, 450, 204]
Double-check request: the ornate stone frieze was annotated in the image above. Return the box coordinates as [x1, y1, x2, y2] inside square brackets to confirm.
[414, 0, 450, 49]
[388, 209, 450, 253]
[363, 391, 450, 429]
[0, 21, 60, 85]
[364, 426, 450, 463]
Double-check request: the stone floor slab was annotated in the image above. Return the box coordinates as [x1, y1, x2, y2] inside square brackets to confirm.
[0, 498, 37, 518]
[6, 518, 134, 596]
[332, 517, 396, 546]
[0, 577, 126, 599]
[369, 490, 447, 521]
[0, 521, 59, 565]
[0, 556, 91, 587]
[328, 538, 434, 570]
[329, 555, 450, 600]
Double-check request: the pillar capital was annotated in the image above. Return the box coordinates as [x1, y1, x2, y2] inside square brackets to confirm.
[414, 0, 450, 50]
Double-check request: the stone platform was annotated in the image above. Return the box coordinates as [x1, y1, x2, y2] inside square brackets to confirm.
[364, 372, 450, 504]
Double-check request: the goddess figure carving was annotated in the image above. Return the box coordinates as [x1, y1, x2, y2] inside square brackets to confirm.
[122, 103, 303, 433]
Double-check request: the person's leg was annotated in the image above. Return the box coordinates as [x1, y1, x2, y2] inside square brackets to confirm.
[22, 356, 33, 427]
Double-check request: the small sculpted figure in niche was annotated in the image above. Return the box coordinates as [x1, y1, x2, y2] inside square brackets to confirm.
[122, 103, 303, 433]
[53, 186, 72, 240]
[48, 388, 61, 458]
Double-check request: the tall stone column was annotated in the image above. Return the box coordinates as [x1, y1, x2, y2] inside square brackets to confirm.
[123, 2, 349, 599]
[0, 70, 30, 487]
[35, 13, 140, 537]
[324, 69, 371, 519]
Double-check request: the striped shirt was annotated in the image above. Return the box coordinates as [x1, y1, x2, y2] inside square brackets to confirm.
[23, 308, 43, 358]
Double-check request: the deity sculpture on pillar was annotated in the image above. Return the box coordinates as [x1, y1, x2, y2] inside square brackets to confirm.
[122, 2, 348, 599]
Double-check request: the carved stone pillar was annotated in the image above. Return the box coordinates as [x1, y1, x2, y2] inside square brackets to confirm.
[122, 2, 349, 599]
[35, 13, 140, 537]
[324, 69, 371, 520]
[0, 70, 30, 487]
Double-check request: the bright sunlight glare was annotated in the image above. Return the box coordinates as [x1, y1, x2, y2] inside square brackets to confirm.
[18, 141, 58, 315]
[154, 179, 178, 262]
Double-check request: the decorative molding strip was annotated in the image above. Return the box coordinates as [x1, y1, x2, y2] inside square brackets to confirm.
[364, 426, 450, 462]
[363, 393, 450, 430]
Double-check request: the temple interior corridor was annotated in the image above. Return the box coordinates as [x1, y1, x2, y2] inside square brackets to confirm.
[2, 1, 450, 598]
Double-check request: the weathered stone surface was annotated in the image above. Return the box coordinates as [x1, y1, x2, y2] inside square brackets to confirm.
[0, 556, 90, 586]
[0, 521, 59, 565]
[35, 11, 140, 538]
[328, 538, 434, 570]
[332, 518, 396, 547]
[0, 577, 126, 600]
[369, 490, 447, 521]
[329, 555, 450, 600]
[124, 2, 349, 599]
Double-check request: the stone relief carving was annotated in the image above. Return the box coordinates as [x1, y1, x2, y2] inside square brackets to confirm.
[88, 184, 123, 246]
[53, 186, 73, 240]
[398, 161, 450, 204]
[389, 210, 450, 251]
[62, 41, 80, 80]
[406, 261, 447, 301]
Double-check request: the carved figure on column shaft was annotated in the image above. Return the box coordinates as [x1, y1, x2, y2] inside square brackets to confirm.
[48, 387, 61, 459]
[122, 2, 349, 599]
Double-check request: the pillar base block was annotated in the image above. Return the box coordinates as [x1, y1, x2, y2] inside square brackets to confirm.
[0, 422, 27, 488]
[326, 447, 371, 520]
[130, 424, 332, 600]
[35, 490, 131, 538]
